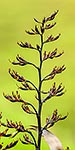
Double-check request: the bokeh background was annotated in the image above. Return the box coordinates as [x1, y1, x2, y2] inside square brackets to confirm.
[0, 0, 75, 149]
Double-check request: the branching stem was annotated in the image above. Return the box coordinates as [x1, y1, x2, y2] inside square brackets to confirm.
[28, 62, 39, 70]
[25, 102, 38, 117]
[26, 80, 38, 92]
[37, 34, 44, 150]
[24, 130, 38, 148]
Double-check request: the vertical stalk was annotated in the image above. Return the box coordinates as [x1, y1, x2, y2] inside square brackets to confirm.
[37, 34, 43, 150]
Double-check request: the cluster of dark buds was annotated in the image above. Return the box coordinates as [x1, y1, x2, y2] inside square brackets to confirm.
[42, 82, 65, 103]
[45, 109, 68, 129]
[0, 114, 37, 149]
[1, 120, 25, 133]
[1, 10, 69, 150]
[25, 10, 59, 36]
[9, 54, 28, 66]
[43, 49, 64, 61]
[9, 69, 25, 82]
[0, 141, 18, 150]
[44, 33, 61, 43]
[3, 91, 37, 115]
[30, 109, 68, 132]
[42, 65, 66, 81]
[17, 41, 35, 49]
[9, 69, 36, 90]
[3, 91, 24, 103]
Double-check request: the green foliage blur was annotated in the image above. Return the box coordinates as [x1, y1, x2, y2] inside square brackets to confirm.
[0, 0, 75, 149]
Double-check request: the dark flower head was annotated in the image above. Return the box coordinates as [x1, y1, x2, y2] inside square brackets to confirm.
[10, 55, 28, 66]
[9, 69, 25, 82]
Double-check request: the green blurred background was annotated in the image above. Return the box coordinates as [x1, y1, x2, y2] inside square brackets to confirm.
[0, 0, 75, 149]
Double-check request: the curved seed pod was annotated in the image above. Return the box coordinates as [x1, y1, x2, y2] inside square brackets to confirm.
[42, 129, 63, 150]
